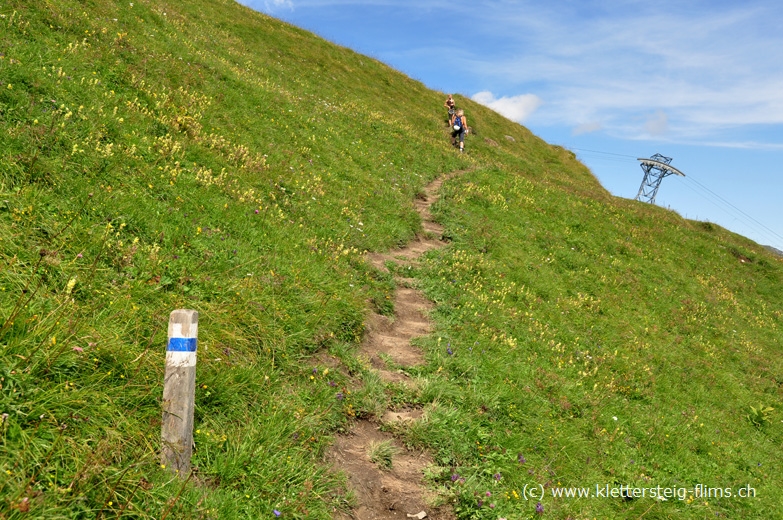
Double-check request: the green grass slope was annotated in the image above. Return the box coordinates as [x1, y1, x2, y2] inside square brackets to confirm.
[1, 0, 781, 518]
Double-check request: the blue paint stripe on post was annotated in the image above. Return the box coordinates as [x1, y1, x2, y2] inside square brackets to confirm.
[167, 337, 197, 352]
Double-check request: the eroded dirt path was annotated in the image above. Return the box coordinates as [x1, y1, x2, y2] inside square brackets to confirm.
[327, 173, 461, 520]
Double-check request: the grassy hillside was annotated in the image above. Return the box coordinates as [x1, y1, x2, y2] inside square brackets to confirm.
[413, 171, 783, 518]
[1, 0, 781, 518]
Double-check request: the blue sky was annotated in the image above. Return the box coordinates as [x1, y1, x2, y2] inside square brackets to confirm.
[239, 0, 783, 251]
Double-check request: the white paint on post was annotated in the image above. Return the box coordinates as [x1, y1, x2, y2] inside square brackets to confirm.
[161, 309, 198, 476]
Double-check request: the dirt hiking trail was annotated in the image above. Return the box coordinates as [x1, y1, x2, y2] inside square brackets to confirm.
[326, 172, 464, 520]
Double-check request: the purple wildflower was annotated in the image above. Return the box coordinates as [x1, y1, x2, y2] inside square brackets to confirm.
[477, 500, 483, 508]
[312, 368, 318, 374]
[447, 347, 453, 355]
[535, 502, 544, 514]
[518, 453, 526, 464]
[494, 472, 502, 480]
[451, 474, 459, 482]
[336, 392, 344, 400]
[273, 510, 281, 517]
[328, 380, 336, 387]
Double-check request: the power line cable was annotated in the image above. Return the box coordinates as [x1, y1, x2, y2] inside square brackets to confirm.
[568, 147, 638, 159]
[676, 177, 783, 246]
[565, 144, 783, 246]
[576, 154, 632, 165]
[684, 174, 783, 243]
[675, 178, 764, 236]
[568, 147, 638, 165]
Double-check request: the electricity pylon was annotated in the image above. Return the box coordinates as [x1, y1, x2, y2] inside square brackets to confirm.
[635, 153, 685, 204]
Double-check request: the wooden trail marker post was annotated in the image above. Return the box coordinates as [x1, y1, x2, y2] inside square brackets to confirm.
[161, 309, 198, 476]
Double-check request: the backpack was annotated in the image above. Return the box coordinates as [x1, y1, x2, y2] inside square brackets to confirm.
[453, 115, 462, 131]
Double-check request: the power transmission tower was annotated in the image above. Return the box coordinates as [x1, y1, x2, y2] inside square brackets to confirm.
[635, 153, 685, 204]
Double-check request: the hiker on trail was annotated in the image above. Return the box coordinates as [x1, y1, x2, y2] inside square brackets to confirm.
[450, 109, 467, 153]
[444, 94, 455, 123]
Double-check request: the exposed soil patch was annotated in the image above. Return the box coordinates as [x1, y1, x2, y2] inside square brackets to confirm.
[381, 409, 424, 423]
[360, 287, 432, 374]
[327, 171, 464, 520]
[328, 421, 438, 520]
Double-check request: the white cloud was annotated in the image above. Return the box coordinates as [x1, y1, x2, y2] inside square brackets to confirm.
[458, 1, 783, 144]
[251, 0, 293, 12]
[644, 111, 669, 137]
[689, 140, 783, 151]
[239, 0, 783, 147]
[471, 91, 542, 123]
[572, 121, 602, 136]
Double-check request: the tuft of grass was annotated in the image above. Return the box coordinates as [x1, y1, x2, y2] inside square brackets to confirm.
[353, 370, 388, 419]
[748, 405, 774, 428]
[368, 440, 397, 471]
